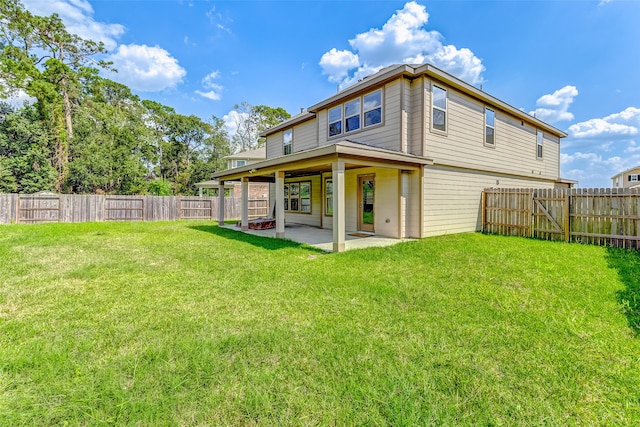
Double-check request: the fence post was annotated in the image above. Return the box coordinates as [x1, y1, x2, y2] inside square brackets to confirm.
[481, 191, 486, 232]
[529, 190, 535, 238]
[563, 190, 570, 242]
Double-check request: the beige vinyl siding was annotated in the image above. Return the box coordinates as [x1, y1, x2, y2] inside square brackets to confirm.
[424, 80, 560, 181]
[316, 81, 403, 152]
[283, 175, 322, 227]
[399, 78, 410, 153]
[265, 132, 282, 159]
[399, 171, 422, 238]
[342, 167, 400, 237]
[422, 165, 556, 237]
[266, 124, 317, 159]
[613, 167, 640, 188]
[407, 77, 425, 156]
[291, 120, 317, 153]
[543, 134, 561, 177]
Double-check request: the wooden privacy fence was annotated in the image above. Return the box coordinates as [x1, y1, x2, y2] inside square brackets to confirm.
[0, 193, 269, 224]
[482, 187, 640, 249]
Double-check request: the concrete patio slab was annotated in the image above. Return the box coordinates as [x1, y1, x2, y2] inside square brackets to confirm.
[222, 223, 414, 252]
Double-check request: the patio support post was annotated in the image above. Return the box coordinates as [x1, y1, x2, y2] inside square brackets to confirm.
[218, 180, 225, 226]
[241, 177, 249, 231]
[275, 171, 285, 239]
[332, 160, 346, 252]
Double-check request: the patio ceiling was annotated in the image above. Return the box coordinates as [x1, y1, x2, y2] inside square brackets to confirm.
[211, 141, 433, 182]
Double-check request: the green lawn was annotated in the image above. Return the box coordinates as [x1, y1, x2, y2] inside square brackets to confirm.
[1, 221, 639, 426]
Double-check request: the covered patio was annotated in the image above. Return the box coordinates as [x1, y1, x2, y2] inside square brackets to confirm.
[212, 141, 432, 252]
[222, 222, 415, 252]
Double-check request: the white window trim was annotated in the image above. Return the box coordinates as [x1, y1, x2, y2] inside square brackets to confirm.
[283, 129, 292, 155]
[327, 89, 383, 139]
[344, 99, 361, 133]
[328, 106, 342, 138]
[363, 90, 383, 129]
[430, 84, 448, 135]
[484, 107, 495, 147]
[536, 130, 544, 160]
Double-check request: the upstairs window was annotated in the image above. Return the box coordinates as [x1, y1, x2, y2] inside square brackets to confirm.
[485, 108, 495, 145]
[345, 99, 361, 132]
[432, 85, 447, 132]
[234, 160, 246, 168]
[536, 131, 543, 159]
[630, 174, 639, 182]
[327, 89, 383, 138]
[283, 129, 292, 155]
[329, 107, 342, 137]
[363, 90, 382, 127]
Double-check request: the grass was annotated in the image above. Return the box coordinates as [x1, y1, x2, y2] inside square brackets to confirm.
[1, 221, 639, 426]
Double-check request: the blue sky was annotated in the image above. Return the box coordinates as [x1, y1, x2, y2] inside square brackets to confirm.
[17, 0, 640, 187]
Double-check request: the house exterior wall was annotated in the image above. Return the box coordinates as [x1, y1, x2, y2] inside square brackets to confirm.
[318, 168, 403, 238]
[407, 78, 424, 156]
[421, 78, 560, 182]
[260, 67, 565, 240]
[404, 169, 422, 238]
[292, 120, 317, 154]
[282, 175, 322, 227]
[612, 167, 640, 188]
[266, 75, 560, 185]
[422, 165, 556, 237]
[266, 131, 283, 159]
[337, 167, 401, 237]
[312, 80, 403, 151]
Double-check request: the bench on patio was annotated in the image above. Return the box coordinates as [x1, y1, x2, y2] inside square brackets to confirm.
[237, 217, 276, 230]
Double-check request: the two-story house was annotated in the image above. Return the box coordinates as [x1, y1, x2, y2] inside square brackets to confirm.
[213, 63, 569, 251]
[611, 166, 640, 189]
[196, 147, 269, 198]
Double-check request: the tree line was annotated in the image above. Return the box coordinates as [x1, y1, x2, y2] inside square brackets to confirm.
[0, 0, 290, 195]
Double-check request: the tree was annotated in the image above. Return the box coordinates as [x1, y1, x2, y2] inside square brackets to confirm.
[0, 102, 56, 193]
[66, 77, 151, 194]
[142, 100, 175, 179]
[229, 102, 290, 152]
[0, 0, 113, 190]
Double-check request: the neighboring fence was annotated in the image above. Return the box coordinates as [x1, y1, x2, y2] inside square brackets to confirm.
[482, 187, 640, 249]
[0, 193, 270, 224]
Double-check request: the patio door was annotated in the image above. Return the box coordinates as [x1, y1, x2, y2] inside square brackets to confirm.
[358, 174, 375, 232]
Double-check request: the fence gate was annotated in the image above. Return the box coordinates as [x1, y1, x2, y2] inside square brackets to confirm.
[104, 197, 144, 221]
[18, 194, 61, 223]
[531, 188, 570, 242]
[483, 187, 640, 249]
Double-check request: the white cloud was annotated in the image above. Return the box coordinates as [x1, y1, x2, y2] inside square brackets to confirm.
[0, 81, 36, 108]
[624, 141, 640, 154]
[107, 44, 186, 92]
[22, 0, 125, 51]
[530, 85, 578, 124]
[206, 6, 232, 34]
[195, 71, 224, 101]
[560, 148, 640, 187]
[222, 109, 248, 140]
[195, 90, 221, 101]
[568, 107, 640, 139]
[319, 49, 360, 84]
[319, 1, 485, 89]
